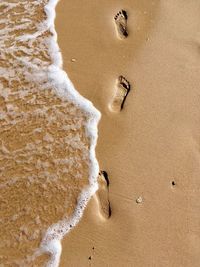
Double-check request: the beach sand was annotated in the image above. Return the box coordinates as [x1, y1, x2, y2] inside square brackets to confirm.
[1, 0, 200, 266]
[0, 1, 100, 266]
[56, 0, 200, 266]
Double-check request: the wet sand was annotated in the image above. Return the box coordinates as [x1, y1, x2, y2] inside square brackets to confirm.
[0, 1, 99, 266]
[56, 0, 200, 266]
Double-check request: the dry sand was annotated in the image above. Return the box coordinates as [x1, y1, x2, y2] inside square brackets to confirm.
[1, 0, 200, 266]
[56, 0, 200, 266]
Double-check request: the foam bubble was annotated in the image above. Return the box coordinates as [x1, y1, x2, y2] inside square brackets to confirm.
[0, 0, 101, 266]
[35, 0, 100, 266]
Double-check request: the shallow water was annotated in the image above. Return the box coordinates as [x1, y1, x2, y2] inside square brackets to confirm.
[0, 1, 100, 266]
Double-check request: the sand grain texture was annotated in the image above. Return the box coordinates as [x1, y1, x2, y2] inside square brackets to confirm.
[56, 0, 200, 266]
[0, 1, 99, 266]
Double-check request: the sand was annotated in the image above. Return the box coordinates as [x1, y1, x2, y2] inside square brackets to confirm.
[0, 1, 99, 266]
[1, 0, 200, 266]
[55, 0, 200, 266]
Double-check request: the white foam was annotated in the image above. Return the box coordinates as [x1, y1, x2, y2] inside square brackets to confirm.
[34, 0, 101, 266]
[0, 0, 101, 265]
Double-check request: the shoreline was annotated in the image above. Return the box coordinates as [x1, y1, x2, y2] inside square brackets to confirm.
[1, 0, 200, 265]
[0, 1, 100, 266]
[56, 0, 200, 266]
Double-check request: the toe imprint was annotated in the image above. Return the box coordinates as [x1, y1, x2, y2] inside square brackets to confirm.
[114, 10, 128, 39]
[95, 171, 111, 220]
[109, 76, 131, 112]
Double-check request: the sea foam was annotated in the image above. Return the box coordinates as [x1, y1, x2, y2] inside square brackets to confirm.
[36, 0, 101, 265]
[0, 0, 100, 266]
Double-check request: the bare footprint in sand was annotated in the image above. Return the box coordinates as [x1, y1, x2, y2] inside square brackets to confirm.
[114, 10, 128, 39]
[109, 76, 131, 112]
[94, 171, 111, 220]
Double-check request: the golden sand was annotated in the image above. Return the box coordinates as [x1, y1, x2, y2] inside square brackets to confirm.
[2, 0, 200, 266]
[56, 0, 200, 266]
[0, 1, 95, 266]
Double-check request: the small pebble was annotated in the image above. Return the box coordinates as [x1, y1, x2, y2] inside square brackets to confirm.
[136, 196, 143, 204]
[71, 58, 76, 62]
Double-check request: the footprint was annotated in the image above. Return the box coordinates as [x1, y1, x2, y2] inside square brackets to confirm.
[95, 171, 111, 220]
[114, 10, 128, 39]
[109, 76, 131, 112]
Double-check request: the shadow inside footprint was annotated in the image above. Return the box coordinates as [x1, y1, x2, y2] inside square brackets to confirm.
[95, 171, 111, 220]
[114, 10, 128, 39]
[109, 76, 131, 112]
